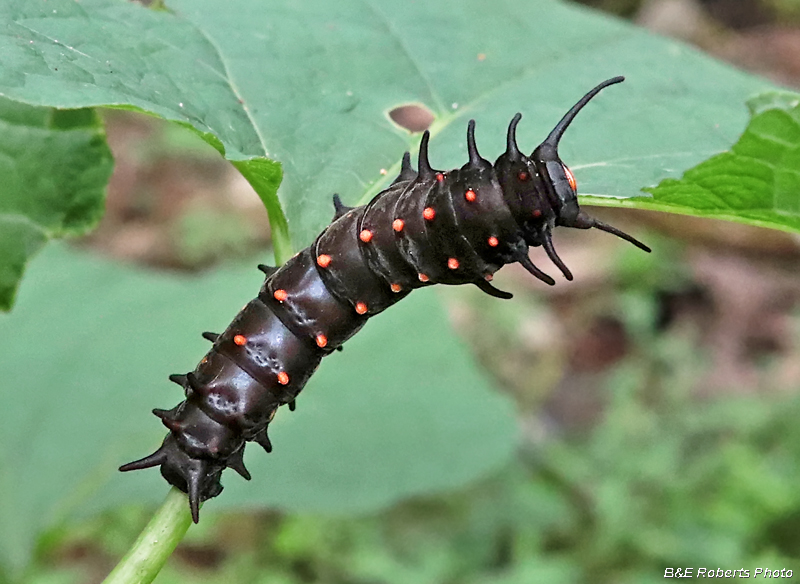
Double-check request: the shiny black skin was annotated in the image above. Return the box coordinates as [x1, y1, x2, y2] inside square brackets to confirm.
[120, 76, 650, 522]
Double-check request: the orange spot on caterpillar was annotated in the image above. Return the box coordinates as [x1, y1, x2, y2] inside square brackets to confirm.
[201, 357, 208, 364]
[418, 273, 429, 282]
[390, 283, 402, 293]
[448, 258, 459, 270]
[564, 165, 577, 191]
[355, 301, 368, 315]
[485, 273, 494, 281]
[359, 229, 373, 243]
[277, 371, 290, 385]
[317, 254, 332, 268]
[392, 219, 404, 232]
[518, 171, 529, 181]
[465, 189, 476, 202]
[316, 334, 328, 348]
[423, 207, 435, 221]
[532, 209, 542, 218]
[488, 236, 499, 247]
[436, 173, 444, 182]
[273, 289, 288, 302]
[233, 335, 247, 346]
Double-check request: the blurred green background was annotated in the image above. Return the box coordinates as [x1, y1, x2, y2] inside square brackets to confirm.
[4, 0, 800, 582]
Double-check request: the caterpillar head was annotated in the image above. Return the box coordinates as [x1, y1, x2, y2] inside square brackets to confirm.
[496, 76, 650, 280]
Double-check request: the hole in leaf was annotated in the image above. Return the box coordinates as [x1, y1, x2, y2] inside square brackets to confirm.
[388, 104, 435, 133]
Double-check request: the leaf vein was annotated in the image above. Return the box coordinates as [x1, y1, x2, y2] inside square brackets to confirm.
[360, 0, 447, 113]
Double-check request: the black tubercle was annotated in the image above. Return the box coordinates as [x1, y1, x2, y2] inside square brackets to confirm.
[258, 264, 277, 276]
[505, 113, 523, 161]
[226, 448, 251, 480]
[332, 194, 353, 221]
[416, 130, 436, 179]
[254, 430, 272, 454]
[168, 373, 188, 387]
[393, 151, 417, 184]
[465, 120, 492, 171]
[120, 77, 649, 521]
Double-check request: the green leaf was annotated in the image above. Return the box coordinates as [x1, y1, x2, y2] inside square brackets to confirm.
[0, 245, 517, 574]
[586, 91, 800, 232]
[0, 97, 112, 310]
[0, 1, 778, 267]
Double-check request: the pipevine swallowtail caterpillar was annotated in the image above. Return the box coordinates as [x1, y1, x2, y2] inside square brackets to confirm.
[120, 76, 650, 522]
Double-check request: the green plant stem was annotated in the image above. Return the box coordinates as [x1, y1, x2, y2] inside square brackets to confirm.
[231, 159, 291, 265]
[271, 220, 293, 265]
[102, 488, 194, 584]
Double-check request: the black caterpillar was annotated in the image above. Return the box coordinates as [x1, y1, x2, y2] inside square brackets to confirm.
[120, 76, 650, 522]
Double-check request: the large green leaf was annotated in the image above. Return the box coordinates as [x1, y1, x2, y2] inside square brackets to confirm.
[0, 0, 779, 309]
[0, 98, 112, 310]
[0, 245, 517, 573]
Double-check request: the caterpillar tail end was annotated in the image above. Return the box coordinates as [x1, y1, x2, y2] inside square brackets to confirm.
[120, 434, 225, 523]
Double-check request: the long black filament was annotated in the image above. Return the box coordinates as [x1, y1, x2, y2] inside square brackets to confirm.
[543, 76, 625, 149]
[518, 255, 556, 286]
[593, 221, 651, 252]
[572, 212, 652, 253]
[540, 227, 574, 281]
